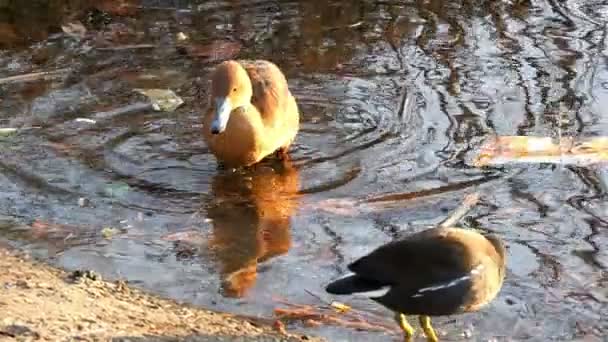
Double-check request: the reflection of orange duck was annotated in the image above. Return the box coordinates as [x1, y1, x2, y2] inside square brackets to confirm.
[206, 160, 300, 297]
[203, 60, 300, 167]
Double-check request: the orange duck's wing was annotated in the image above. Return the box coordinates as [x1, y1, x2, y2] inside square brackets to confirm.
[239, 60, 291, 126]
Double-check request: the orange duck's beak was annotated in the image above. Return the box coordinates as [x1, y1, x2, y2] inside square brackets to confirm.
[211, 97, 232, 134]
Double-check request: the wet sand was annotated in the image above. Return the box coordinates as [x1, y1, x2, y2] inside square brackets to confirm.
[0, 246, 320, 342]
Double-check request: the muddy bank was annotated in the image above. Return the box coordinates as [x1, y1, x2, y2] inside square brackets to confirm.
[0, 246, 320, 342]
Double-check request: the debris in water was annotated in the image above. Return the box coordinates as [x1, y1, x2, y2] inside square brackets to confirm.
[61, 21, 87, 40]
[101, 227, 119, 239]
[134, 88, 184, 112]
[473, 136, 608, 166]
[0, 128, 18, 137]
[75, 118, 96, 124]
[330, 301, 351, 313]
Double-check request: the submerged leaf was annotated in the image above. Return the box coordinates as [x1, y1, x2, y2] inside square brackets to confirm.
[61, 21, 87, 40]
[134, 88, 184, 112]
[104, 182, 130, 198]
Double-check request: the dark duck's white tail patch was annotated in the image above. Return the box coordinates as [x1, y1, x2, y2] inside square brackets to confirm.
[326, 273, 391, 298]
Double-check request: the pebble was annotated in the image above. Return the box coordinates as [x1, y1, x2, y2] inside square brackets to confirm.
[15, 280, 31, 289]
[77, 197, 90, 207]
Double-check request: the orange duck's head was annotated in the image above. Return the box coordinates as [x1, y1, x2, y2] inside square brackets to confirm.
[210, 61, 253, 134]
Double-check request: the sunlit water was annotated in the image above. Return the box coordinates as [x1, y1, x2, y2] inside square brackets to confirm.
[1, 0, 607, 341]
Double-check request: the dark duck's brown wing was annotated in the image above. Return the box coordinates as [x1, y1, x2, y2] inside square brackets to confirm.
[326, 227, 504, 316]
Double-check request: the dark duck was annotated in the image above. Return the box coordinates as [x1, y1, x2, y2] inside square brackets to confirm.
[326, 226, 507, 341]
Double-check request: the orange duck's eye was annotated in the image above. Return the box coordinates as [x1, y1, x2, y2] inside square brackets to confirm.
[232, 87, 237, 92]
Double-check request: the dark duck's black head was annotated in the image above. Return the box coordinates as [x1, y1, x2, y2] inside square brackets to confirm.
[325, 226, 506, 342]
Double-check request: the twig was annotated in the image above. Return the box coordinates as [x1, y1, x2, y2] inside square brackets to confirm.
[273, 305, 398, 334]
[274, 296, 399, 334]
[304, 289, 332, 306]
[438, 192, 481, 228]
[0, 68, 70, 85]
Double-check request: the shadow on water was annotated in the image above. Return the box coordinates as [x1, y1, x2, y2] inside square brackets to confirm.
[0, 0, 607, 341]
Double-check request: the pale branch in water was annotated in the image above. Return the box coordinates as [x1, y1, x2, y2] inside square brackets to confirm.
[0, 68, 70, 85]
[439, 192, 481, 228]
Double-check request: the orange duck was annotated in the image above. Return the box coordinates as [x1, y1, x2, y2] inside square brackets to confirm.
[203, 60, 300, 167]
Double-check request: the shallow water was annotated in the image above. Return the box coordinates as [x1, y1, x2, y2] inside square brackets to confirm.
[0, 0, 607, 341]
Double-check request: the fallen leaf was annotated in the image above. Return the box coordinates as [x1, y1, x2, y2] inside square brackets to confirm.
[330, 301, 352, 313]
[101, 227, 119, 239]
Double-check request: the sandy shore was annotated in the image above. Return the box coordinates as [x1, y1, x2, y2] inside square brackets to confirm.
[0, 246, 322, 342]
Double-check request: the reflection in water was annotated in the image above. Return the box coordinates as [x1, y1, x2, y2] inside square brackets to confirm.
[206, 160, 299, 298]
[0, 1, 64, 48]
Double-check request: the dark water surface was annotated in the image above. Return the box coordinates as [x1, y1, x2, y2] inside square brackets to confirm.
[1, 0, 607, 341]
